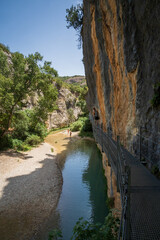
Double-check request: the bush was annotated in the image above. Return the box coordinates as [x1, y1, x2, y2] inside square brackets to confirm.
[55, 78, 63, 89]
[0, 134, 13, 150]
[12, 110, 48, 141]
[11, 110, 33, 140]
[70, 211, 119, 240]
[67, 108, 76, 123]
[70, 117, 93, 137]
[78, 117, 93, 138]
[12, 139, 24, 151]
[25, 135, 41, 146]
[70, 120, 83, 131]
[48, 229, 62, 240]
[81, 118, 92, 132]
[48, 211, 119, 240]
[34, 123, 47, 139]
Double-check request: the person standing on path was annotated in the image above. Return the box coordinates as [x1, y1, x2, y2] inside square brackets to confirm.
[70, 131, 72, 138]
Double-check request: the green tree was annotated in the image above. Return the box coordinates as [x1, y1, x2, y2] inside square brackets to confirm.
[42, 61, 58, 77]
[0, 50, 58, 138]
[66, 4, 83, 48]
[0, 50, 11, 77]
[76, 86, 88, 114]
[66, 4, 83, 31]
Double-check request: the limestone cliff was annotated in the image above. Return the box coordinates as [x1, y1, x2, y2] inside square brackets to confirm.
[47, 87, 81, 129]
[82, 0, 160, 167]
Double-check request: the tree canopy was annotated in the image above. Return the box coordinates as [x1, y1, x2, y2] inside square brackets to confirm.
[66, 4, 83, 48]
[66, 4, 83, 31]
[0, 48, 58, 140]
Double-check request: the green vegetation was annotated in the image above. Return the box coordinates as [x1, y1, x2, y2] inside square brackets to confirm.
[53, 76, 88, 116]
[67, 108, 76, 123]
[71, 211, 119, 240]
[70, 117, 93, 138]
[151, 165, 160, 178]
[66, 4, 83, 48]
[0, 43, 10, 53]
[151, 82, 160, 108]
[48, 211, 119, 240]
[66, 4, 83, 31]
[0, 44, 87, 151]
[0, 45, 58, 150]
[48, 229, 62, 240]
[49, 126, 69, 134]
[107, 197, 115, 209]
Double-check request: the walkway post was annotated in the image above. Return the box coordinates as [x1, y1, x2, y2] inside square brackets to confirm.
[101, 124, 104, 153]
[107, 129, 111, 166]
[139, 127, 142, 162]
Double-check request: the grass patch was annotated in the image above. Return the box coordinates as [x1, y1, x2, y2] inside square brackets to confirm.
[48, 126, 69, 135]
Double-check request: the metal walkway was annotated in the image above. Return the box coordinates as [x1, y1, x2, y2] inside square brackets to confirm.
[90, 115, 160, 240]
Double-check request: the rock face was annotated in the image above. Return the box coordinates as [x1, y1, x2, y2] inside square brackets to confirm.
[82, 0, 160, 167]
[26, 86, 82, 129]
[47, 87, 81, 129]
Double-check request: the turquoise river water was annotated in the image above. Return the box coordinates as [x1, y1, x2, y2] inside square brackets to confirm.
[57, 139, 108, 240]
[40, 139, 108, 240]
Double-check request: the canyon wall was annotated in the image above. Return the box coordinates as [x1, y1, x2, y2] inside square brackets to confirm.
[47, 87, 81, 129]
[83, 0, 160, 167]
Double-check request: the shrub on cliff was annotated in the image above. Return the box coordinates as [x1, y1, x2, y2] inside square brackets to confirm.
[0, 43, 10, 54]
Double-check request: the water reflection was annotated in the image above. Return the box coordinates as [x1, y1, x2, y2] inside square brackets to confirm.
[83, 145, 108, 224]
[57, 140, 108, 240]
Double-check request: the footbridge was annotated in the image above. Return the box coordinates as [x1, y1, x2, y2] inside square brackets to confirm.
[90, 115, 160, 240]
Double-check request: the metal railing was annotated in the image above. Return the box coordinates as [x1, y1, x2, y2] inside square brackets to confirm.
[90, 115, 130, 240]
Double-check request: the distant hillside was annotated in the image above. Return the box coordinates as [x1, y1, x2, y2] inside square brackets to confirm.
[65, 76, 86, 85]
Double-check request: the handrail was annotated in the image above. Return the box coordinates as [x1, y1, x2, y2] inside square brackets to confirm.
[89, 114, 130, 240]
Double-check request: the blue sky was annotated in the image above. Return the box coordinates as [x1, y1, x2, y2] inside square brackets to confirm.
[0, 0, 84, 76]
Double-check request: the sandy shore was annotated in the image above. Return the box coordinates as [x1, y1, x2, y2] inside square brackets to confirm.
[0, 130, 79, 240]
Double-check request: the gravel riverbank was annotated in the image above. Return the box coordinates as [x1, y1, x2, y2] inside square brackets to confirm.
[0, 142, 62, 240]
